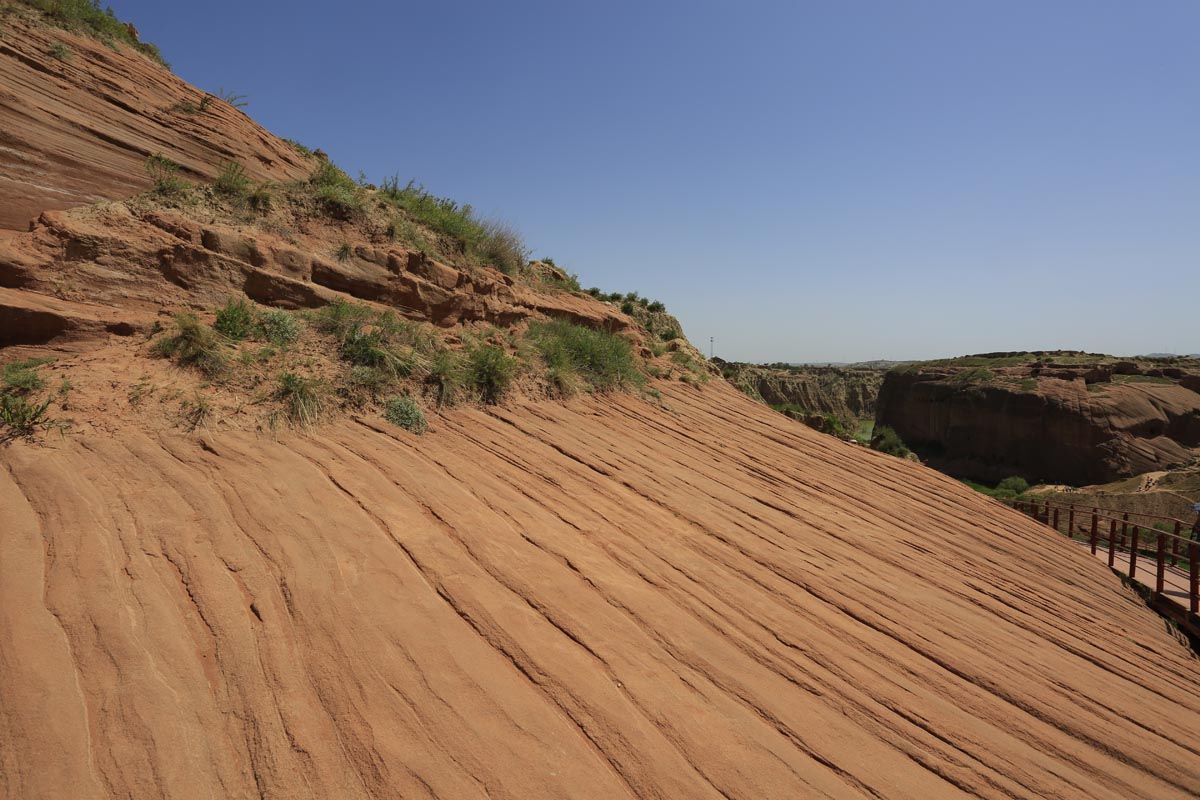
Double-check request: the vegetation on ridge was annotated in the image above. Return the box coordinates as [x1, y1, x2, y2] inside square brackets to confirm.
[14, 0, 168, 66]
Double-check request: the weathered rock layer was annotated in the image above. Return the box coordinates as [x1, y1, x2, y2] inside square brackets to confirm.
[876, 357, 1200, 485]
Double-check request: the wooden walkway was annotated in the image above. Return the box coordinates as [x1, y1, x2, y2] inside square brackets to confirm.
[1013, 500, 1200, 635]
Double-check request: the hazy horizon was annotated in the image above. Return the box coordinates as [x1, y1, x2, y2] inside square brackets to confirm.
[115, 0, 1198, 362]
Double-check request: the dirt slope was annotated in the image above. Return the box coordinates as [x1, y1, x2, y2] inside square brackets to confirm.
[3, 380, 1199, 799]
[0, 10, 313, 231]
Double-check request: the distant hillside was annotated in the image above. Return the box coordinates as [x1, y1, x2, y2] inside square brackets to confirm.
[875, 351, 1200, 485]
[717, 359, 884, 436]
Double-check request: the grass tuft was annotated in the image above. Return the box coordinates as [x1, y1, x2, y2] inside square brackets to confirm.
[384, 395, 428, 433]
[277, 372, 323, 427]
[152, 313, 227, 376]
[529, 320, 642, 392]
[213, 297, 256, 340]
[463, 343, 515, 404]
[145, 153, 188, 196]
[379, 177, 528, 274]
[214, 161, 251, 198]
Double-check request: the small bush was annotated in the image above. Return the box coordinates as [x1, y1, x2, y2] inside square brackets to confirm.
[870, 426, 910, 458]
[620, 301, 635, 315]
[463, 344, 515, 404]
[529, 320, 642, 392]
[153, 313, 227, 376]
[310, 161, 363, 217]
[341, 329, 414, 377]
[647, 300, 666, 313]
[49, 42, 71, 60]
[255, 309, 300, 346]
[277, 372, 323, 426]
[384, 395, 428, 434]
[996, 476, 1029, 495]
[214, 297, 256, 340]
[145, 153, 188, 196]
[214, 161, 251, 198]
[335, 242, 353, 261]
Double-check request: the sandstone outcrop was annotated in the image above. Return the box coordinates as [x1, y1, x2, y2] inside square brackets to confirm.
[719, 360, 884, 422]
[0, 10, 313, 231]
[875, 354, 1200, 485]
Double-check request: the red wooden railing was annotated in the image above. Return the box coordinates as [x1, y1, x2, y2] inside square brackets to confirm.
[1011, 498, 1200, 616]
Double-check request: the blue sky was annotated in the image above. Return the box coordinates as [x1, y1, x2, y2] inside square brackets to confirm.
[115, 0, 1197, 362]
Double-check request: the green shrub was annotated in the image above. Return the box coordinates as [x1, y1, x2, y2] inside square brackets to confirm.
[214, 297, 256, 340]
[2, 358, 53, 394]
[255, 309, 300, 346]
[152, 313, 227, 376]
[214, 161, 251, 198]
[335, 242, 353, 261]
[24, 0, 168, 67]
[309, 161, 363, 217]
[529, 320, 642, 391]
[49, 42, 71, 60]
[145, 153, 188, 196]
[277, 372, 323, 426]
[996, 476, 1029, 495]
[647, 300, 666, 313]
[384, 395, 428, 433]
[463, 344, 515, 403]
[870, 426, 910, 458]
[620, 300, 635, 315]
[341, 329, 415, 377]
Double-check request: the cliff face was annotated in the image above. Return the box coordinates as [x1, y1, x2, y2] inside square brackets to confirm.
[720, 362, 884, 421]
[0, 7, 313, 231]
[876, 355, 1200, 485]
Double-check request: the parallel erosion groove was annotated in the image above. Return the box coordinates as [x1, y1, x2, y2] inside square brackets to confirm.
[3, 380, 1198, 798]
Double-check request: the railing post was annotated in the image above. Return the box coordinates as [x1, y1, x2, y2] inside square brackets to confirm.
[1129, 526, 1140, 580]
[1155, 533, 1166, 595]
[1191, 542, 1199, 615]
[1108, 519, 1117, 568]
[1121, 513, 1129, 550]
[1173, 521, 1182, 567]
[1068, 505, 1075, 538]
[1052, 507, 1060, 534]
[1090, 510, 1099, 555]
[1044, 501, 1051, 525]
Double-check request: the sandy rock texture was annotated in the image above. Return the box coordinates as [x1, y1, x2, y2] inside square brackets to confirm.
[0, 13, 313, 231]
[2, 380, 1198, 799]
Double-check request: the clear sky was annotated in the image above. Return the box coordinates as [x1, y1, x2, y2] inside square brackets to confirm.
[113, 0, 1197, 363]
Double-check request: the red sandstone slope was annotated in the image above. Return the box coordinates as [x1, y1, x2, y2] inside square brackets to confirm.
[0, 10, 313, 231]
[3, 382, 1199, 799]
